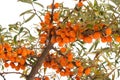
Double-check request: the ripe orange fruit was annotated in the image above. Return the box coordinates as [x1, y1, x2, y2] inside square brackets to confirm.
[84, 68, 91, 75]
[105, 27, 112, 35]
[78, 66, 84, 72]
[44, 76, 49, 80]
[69, 37, 76, 42]
[60, 47, 66, 53]
[77, 2, 83, 7]
[72, 24, 79, 31]
[63, 37, 70, 43]
[67, 62, 74, 69]
[101, 37, 107, 43]
[78, 33, 84, 39]
[4, 62, 9, 67]
[75, 76, 80, 80]
[93, 32, 101, 39]
[93, 24, 99, 31]
[77, 72, 83, 77]
[69, 31, 76, 38]
[54, 3, 60, 8]
[67, 52, 73, 62]
[75, 60, 81, 67]
[106, 36, 112, 42]
[83, 36, 92, 43]
[116, 36, 120, 42]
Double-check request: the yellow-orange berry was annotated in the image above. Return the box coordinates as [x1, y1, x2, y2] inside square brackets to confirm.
[83, 36, 92, 43]
[115, 36, 120, 42]
[93, 32, 101, 39]
[105, 27, 112, 35]
[84, 68, 91, 75]
[77, 2, 83, 7]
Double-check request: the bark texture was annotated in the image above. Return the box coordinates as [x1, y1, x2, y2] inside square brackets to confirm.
[26, 44, 52, 80]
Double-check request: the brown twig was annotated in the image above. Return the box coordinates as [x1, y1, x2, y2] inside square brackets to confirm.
[62, 0, 82, 23]
[0, 72, 26, 80]
[31, 3, 43, 22]
[50, 0, 55, 23]
[26, 43, 52, 80]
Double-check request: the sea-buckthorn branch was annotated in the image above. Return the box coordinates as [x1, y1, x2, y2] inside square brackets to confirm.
[0, 72, 26, 80]
[62, 0, 83, 23]
[0, 74, 5, 80]
[52, 47, 67, 58]
[26, 43, 53, 80]
[31, 2, 43, 22]
[50, 0, 55, 23]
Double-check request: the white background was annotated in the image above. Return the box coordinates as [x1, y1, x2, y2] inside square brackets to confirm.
[0, 0, 120, 80]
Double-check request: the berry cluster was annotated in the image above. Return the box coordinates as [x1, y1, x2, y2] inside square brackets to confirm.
[0, 43, 34, 70]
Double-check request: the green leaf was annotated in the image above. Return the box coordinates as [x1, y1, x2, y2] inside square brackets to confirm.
[94, 0, 98, 7]
[18, 27, 24, 35]
[118, 69, 120, 77]
[14, 35, 18, 44]
[18, 0, 32, 4]
[20, 9, 33, 16]
[9, 24, 18, 30]
[94, 40, 99, 50]
[33, 1, 44, 8]
[24, 13, 35, 23]
[89, 42, 95, 52]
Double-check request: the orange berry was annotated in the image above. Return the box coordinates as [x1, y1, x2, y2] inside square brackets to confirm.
[53, 12, 59, 21]
[93, 32, 101, 39]
[106, 36, 112, 42]
[70, 37, 76, 42]
[4, 62, 9, 67]
[15, 66, 20, 71]
[34, 77, 41, 80]
[56, 36, 62, 43]
[60, 33, 66, 38]
[93, 24, 99, 31]
[105, 27, 112, 35]
[7, 52, 12, 58]
[69, 31, 76, 37]
[9, 57, 16, 62]
[59, 57, 67, 66]
[10, 62, 15, 68]
[58, 41, 64, 47]
[20, 65, 25, 70]
[77, 2, 83, 7]
[56, 29, 62, 35]
[75, 60, 81, 67]
[78, 66, 84, 72]
[72, 24, 79, 31]
[19, 58, 25, 65]
[116, 36, 120, 42]
[54, 3, 60, 8]
[77, 72, 83, 77]
[78, 33, 84, 39]
[40, 35, 47, 44]
[84, 68, 91, 75]
[75, 76, 80, 80]
[51, 36, 56, 44]
[67, 22, 72, 27]
[4, 43, 12, 52]
[101, 37, 107, 43]
[63, 37, 70, 43]
[83, 36, 92, 43]
[67, 62, 74, 69]
[60, 47, 66, 53]
[44, 76, 49, 80]
[67, 52, 73, 62]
